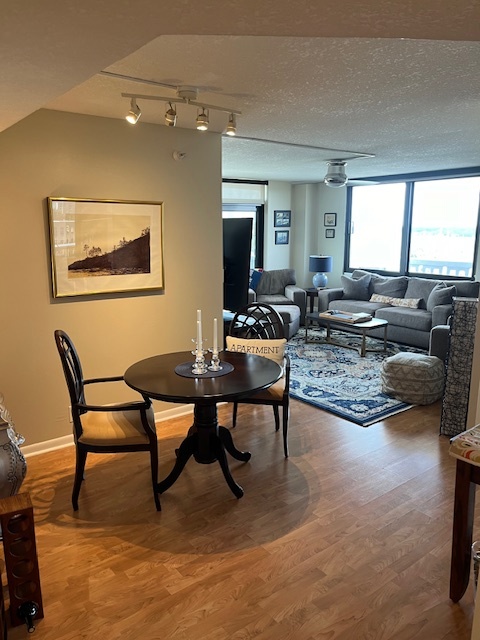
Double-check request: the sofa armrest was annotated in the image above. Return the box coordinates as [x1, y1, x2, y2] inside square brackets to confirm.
[432, 304, 452, 327]
[317, 288, 344, 312]
[285, 285, 307, 322]
[429, 324, 450, 363]
[248, 288, 256, 303]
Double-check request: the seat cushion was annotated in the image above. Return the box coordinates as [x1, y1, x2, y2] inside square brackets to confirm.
[79, 406, 155, 446]
[449, 424, 480, 467]
[381, 352, 444, 404]
[375, 307, 433, 332]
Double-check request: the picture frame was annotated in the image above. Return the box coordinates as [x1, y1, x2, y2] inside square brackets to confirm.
[275, 230, 289, 245]
[325, 229, 335, 239]
[324, 212, 337, 227]
[274, 210, 291, 227]
[47, 197, 164, 298]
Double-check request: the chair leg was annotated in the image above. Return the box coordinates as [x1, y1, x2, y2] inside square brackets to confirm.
[273, 405, 280, 431]
[450, 460, 476, 602]
[72, 447, 87, 511]
[282, 403, 289, 458]
[150, 444, 161, 512]
[232, 402, 238, 427]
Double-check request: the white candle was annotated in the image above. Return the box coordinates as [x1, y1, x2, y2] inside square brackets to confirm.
[196, 320, 202, 350]
[196, 310, 202, 349]
[213, 318, 218, 354]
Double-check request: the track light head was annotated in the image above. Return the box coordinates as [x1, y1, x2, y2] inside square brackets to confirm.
[225, 113, 237, 136]
[324, 161, 348, 188]
[165, 102, 177, 127]
[126, 98, 141, 125]
[196, 108, 209, 131]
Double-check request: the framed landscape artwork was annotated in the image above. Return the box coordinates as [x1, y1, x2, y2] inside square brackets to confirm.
[324, 212, 337, 227]
[274, 210, 291, 227]
[47, 197, 164, 298]
[275, 230, 289, 245]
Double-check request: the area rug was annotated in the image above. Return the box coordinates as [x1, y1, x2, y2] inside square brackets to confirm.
[286, 327, 426, 427]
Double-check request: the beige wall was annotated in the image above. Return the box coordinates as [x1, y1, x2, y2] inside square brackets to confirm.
[0, 110, 223, 447]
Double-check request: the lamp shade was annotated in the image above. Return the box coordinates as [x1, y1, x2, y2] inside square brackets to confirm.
[309, 255, 333, 274]
[309, 255, 333, 288]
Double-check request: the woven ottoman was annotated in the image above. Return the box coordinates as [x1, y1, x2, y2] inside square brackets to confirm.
[380, 352, 445, 404]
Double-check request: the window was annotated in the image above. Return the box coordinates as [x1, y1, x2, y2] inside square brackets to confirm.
[222, 205, 260, 269]
[346, 174, 480, 278]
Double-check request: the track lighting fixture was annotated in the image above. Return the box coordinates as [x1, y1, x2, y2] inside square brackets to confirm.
[225, 113, 236, 136]
[196, 108, 209, 131]
[165, 102, 177, 127]
[120, 83, 241, 133]
[126, 98, 141, 124]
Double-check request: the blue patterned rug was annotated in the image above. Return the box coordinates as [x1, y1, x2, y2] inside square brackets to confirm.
[286, 327, 425, 427]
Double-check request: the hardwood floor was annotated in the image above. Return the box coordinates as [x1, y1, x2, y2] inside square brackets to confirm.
[4, 400, 479, 639]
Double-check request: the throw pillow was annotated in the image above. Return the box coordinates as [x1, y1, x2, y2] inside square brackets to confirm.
[372, 276, 408, 298]
[390, 297, 422, 308]
[370, 293, 394, 304]
[249, 270, 263, 292]
[341, 273, 371, 301]
[427, 284, 456, 312]
[225, 336, 286, 366]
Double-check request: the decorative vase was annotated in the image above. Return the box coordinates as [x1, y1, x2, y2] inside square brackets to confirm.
[0, 394, 27, 498]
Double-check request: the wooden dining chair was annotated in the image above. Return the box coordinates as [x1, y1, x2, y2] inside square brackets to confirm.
[226, 303, 290, 457]
[54, 330, 160, 511]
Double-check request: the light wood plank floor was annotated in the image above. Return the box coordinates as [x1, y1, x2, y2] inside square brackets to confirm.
[4, 399, 479, 639]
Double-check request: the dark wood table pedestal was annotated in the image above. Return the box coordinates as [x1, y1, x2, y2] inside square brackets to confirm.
[157, 403, 251, 498]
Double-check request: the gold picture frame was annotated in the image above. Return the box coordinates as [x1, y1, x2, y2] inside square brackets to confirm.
[47, 197, 164, 298]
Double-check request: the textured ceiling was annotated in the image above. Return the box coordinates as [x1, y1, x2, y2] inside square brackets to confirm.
[2, 1, 480, 183]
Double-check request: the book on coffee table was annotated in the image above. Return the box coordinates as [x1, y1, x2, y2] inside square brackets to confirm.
[318, 310, 373, 324]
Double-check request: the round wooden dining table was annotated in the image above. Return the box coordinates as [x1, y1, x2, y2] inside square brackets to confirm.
[124, 350, 282, 498]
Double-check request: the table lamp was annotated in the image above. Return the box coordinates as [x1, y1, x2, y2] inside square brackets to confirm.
[309, 255, 333, 288]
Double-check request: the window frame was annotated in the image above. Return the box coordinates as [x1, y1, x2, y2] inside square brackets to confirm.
[345, 167, 480, 281]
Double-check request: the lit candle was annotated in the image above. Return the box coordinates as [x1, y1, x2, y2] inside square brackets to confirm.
[213, 318, 218, 354]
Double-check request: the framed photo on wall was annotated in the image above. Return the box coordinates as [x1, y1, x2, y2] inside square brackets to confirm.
[324, 212, 337, 227]
[325, 229, 335, 238]
[47, 197, 164, 298]
[274, 210, 291, 227]
[275, 230, 289, 245]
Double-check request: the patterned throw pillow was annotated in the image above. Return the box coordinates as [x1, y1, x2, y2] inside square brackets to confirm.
[226, 336, 286, 366]
[370, 294, 421, 308]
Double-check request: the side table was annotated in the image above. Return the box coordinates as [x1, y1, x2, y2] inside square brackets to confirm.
[305, 287, 327, 313]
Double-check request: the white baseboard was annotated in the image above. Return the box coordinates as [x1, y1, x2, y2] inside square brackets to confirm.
[22, 404, 194, 458]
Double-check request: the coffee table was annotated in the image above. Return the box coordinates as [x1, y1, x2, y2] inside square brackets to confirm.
[305, 312, 388, 357]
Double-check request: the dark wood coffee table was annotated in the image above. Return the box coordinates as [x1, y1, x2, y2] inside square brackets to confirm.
[124, 350, 281, 499]
[305, 312, 388, 357]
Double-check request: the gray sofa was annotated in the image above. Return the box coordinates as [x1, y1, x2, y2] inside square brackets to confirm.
[317, 269, 479, 349]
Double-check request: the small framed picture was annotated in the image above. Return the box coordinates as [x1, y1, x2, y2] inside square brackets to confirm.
[274, 210, 291, 227]
[275, 230, 289, 245]
[324, 212, 337, 227]
[325, 229, 335, 239]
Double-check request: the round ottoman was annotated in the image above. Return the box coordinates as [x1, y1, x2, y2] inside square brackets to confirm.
[381, 352, 445, 405]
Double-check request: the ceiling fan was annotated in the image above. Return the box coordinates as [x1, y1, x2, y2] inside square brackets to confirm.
[323, 160, 379, 188]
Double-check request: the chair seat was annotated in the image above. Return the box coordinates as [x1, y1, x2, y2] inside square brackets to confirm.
[79, 406, 155, 446]
[248, 377, 285, 402]
[449, 424, 480, 467]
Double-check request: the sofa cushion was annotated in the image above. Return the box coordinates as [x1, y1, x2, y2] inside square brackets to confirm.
[426, 284, 456, 311]
[256, 294, 291, 306]
[255, 269, 296, 295]
[375, 306, 432, 331]
[329, 300, 388, 315]
[404, 278, 439, 309]
[372, 276, 408, 298]
[341, 273, 371, 300]
[449, 280, 480, 298]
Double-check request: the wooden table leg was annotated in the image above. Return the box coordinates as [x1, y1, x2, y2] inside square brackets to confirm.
[450, 460, 477, 602]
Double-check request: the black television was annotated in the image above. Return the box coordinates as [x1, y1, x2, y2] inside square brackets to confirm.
[223, 218, 252, 313]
